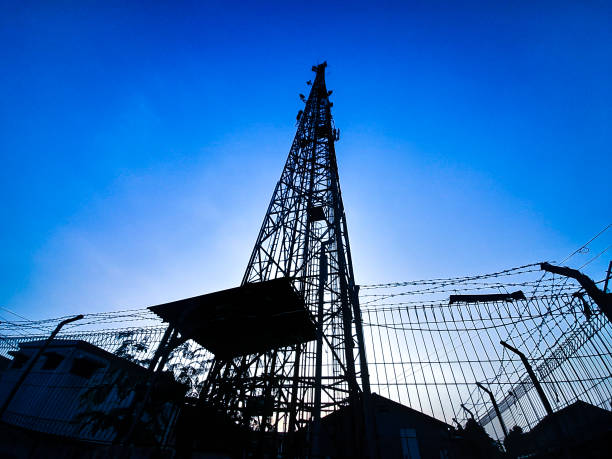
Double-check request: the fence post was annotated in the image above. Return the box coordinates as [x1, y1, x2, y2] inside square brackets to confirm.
[460, 403, 474, 419]
[500, 341, 553, 417]
[476, 382, 508, 438]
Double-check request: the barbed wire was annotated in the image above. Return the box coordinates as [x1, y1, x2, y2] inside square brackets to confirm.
[1, 261, 610, 443]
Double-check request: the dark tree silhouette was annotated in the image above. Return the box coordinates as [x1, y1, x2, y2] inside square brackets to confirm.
[504, 425, 525, 458]
[456, 418, 505, 459]
[75, 334, 186, 445]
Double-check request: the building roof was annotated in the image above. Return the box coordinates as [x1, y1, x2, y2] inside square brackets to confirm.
[321, 393, 452, 430]
[370, 393, 453, 429]
[15, 339, 151, 375]
[529, 399, 612, 436]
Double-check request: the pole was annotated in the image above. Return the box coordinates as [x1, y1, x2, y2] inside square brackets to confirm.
[342, 204, 378, 459]
[460, 404, 474, 419]
[500, 341, 575, 458]
[500, 340, 554, 417]
[312, 240, 330, 458]
[352, 284, 379, 459]
[0, 314, 83, 419]
[540, 262, 611, 322]
[476, 382, 508, 438]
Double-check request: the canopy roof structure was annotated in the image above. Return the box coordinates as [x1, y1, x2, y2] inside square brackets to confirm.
[149, 277, 316, 359]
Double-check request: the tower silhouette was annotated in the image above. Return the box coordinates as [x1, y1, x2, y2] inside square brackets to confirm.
[200, 62, 375, 457]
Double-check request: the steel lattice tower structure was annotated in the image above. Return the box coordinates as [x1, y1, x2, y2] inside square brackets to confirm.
[200, 62, 375, 457]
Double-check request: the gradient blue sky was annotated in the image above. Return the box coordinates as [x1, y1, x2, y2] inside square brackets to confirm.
[1, 1, 611, 320]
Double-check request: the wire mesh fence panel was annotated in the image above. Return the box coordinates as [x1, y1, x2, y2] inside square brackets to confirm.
[360, 264, 612, 440]
[1, 263, 610, 444]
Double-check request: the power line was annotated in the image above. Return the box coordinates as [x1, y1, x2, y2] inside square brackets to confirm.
[560, 222, 612, 264]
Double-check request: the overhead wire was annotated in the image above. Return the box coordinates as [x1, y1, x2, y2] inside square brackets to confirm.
[1, 261, 610, 441]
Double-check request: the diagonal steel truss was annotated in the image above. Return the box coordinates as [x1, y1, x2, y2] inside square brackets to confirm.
[199, 62, 373, 455]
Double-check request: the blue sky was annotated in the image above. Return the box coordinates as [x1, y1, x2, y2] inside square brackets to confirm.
[1, 1, 610, 320]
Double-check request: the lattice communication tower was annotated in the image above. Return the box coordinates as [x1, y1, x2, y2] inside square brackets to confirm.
[198, 62, 374, 455]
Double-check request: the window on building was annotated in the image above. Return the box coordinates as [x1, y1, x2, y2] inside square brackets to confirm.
[400, 428, 421, 459]
[70, 357, 104, 379]
[8, 351, 29, 369]
[42, 352, 64, 370]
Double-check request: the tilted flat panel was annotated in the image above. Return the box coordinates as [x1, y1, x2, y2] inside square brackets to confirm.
[149, 277, 316, 359]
